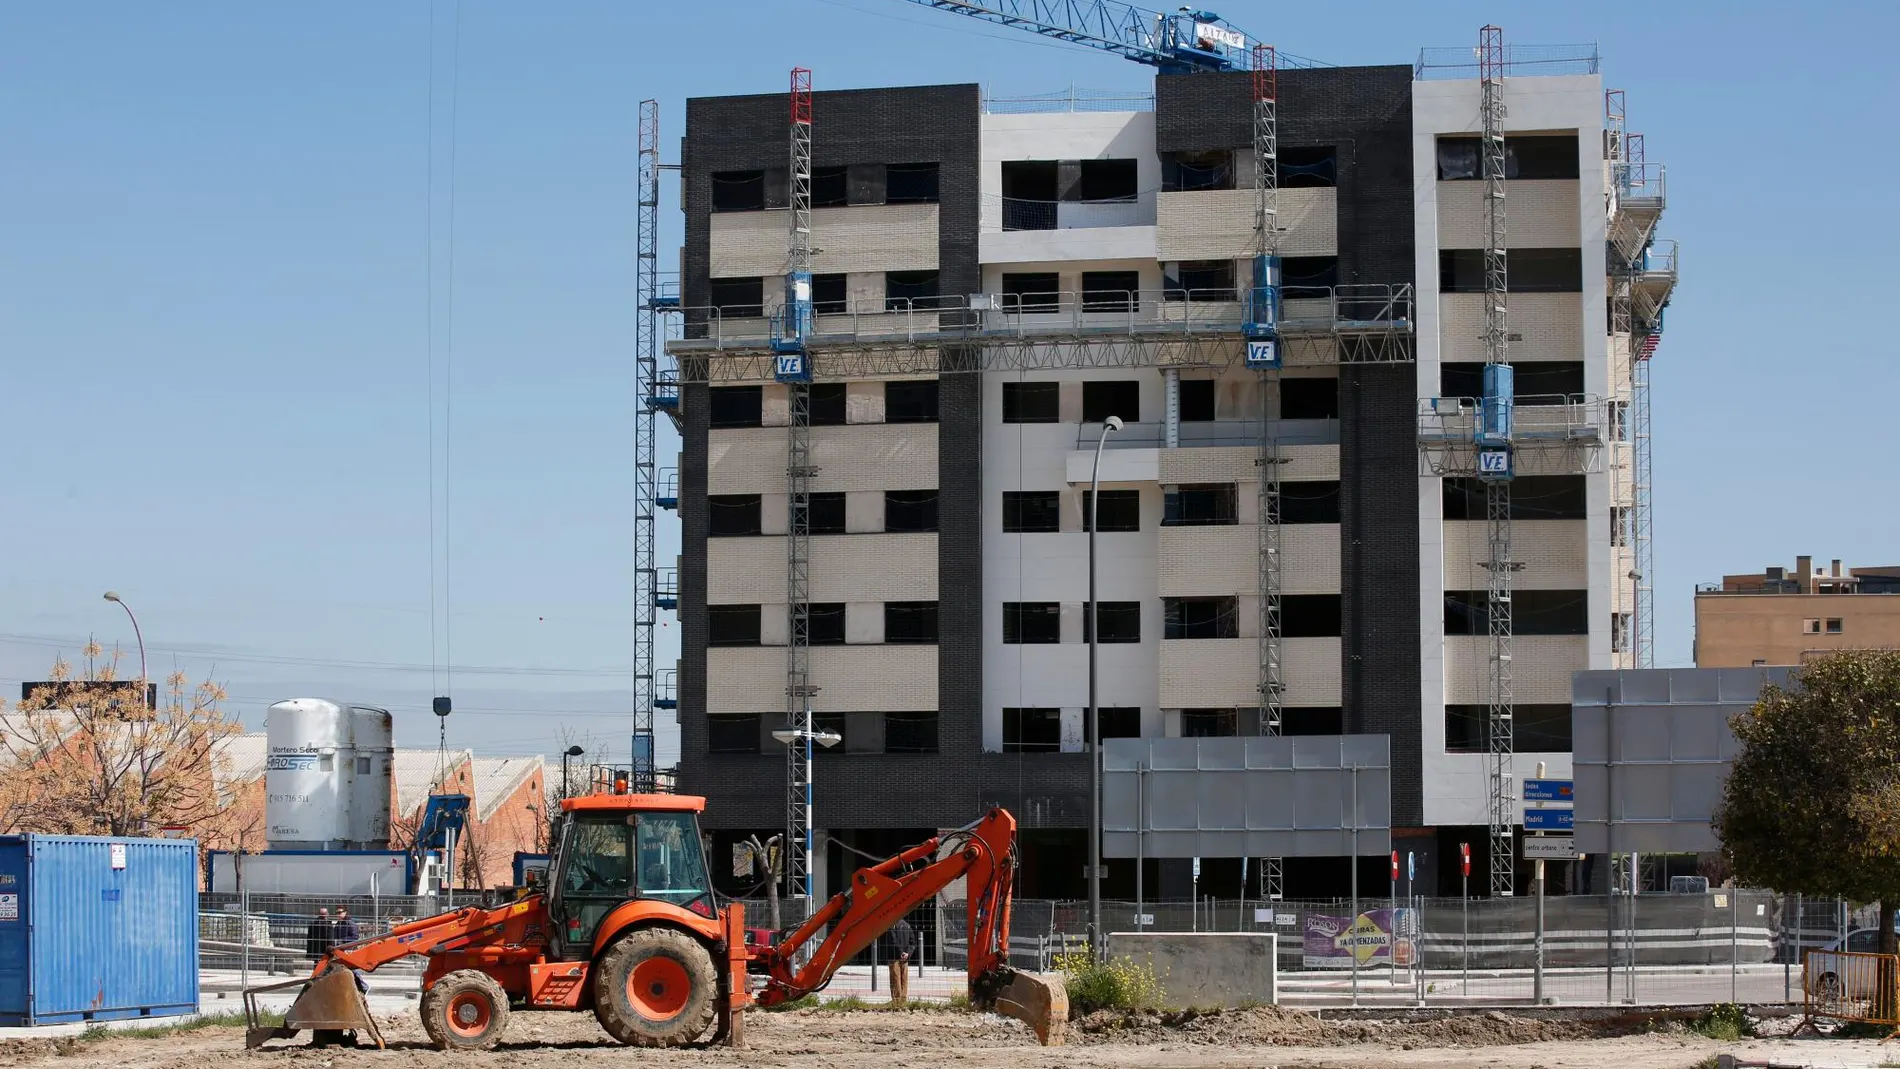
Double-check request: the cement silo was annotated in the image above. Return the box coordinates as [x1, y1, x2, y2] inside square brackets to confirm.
[265, 698, 394, 851]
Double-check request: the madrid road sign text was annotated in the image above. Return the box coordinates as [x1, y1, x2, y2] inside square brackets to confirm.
[1523, 808, 1574, 831]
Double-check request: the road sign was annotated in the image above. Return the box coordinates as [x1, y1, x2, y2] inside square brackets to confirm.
[1523, 779, 1574, 802]
[1523, 836, 1578, 860]
[1524, 809, 1574, 831]
[1390, 851, 1398, 880]
[1459, 842, 1470, 878]
[1406, 852, 1414, 881]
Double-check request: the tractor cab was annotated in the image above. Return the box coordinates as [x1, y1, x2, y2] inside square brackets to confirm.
[546, 794, 714, 958]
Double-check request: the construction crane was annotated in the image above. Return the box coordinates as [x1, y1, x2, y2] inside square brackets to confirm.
[898, 1, 1326, 72]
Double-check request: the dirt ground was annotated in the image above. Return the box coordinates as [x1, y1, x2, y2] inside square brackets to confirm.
[0, 1006, 1886, 1069]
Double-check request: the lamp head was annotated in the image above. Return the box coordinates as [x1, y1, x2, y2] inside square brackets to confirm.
[1105, 416, 1124, 432]
[103, 591, 121, 603]
[565, 745, 585, 757]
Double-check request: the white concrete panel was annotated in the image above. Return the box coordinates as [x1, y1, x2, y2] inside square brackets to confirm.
[845, 490, 883, 533]
[845, 602, 882, 644]
[1065, 447, 1159, 484]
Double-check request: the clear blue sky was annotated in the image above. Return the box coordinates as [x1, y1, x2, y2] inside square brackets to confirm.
[2, 2, 1894, 765]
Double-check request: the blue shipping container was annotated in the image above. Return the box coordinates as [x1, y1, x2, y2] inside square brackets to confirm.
[0, 835, 199, 1025]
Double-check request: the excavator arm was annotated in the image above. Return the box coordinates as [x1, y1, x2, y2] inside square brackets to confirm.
[755, 808, 1067, 1044]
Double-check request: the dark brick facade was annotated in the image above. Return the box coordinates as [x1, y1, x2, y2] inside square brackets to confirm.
[1158, 66, 1423, 825]
[677, 84, 983, 832]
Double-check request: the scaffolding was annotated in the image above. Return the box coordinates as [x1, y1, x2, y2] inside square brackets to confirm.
[780, 68, 819, 901]
[632, 98, 671, 792]
[1249, 43, 1286, 905]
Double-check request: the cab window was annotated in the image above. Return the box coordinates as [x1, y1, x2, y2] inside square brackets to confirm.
[637, 811, 713, 914]
[564, 817, 634, 896]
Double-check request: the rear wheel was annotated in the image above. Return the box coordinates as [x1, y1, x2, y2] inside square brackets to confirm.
[421, 970, 512, 1051]
[592, 928, 719, 1047]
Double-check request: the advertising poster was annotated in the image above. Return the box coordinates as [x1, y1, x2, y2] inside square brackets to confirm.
[1302, 908, 1418, 968]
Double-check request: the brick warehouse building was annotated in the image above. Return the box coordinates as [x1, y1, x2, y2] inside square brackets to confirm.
[671, 52, 1675, 900]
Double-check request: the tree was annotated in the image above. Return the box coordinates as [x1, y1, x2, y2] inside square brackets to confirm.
[1713, 650, 1900, 958]
[0, 645, 235, 837]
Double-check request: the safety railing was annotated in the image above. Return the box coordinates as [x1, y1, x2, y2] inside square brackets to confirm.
[989, 191, 1157, 231]
[982, 87, 1154, 114]
[1415, 42, 1599, 80]
[1071, 418, 1341, 451]
[1803, 949, 1900, 1027]
[1612, 161, 1668, 202]
[1417, 394, 1606, 445]
[1640, 239, 1679, 278]
[672, 285, 1414, 351]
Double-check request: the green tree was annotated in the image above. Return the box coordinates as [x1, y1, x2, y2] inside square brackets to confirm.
[1713, 650, 1900, 956]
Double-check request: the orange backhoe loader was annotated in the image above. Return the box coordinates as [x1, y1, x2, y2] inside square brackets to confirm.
[243, 792, 1066, 1051]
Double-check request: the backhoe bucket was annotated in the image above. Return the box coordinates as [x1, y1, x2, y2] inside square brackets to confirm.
[991, 970, 1069, 1046]
[244, 968, 385, 1050]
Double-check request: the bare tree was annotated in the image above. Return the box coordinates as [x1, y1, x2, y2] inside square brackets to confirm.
[0, 646, 234, 837]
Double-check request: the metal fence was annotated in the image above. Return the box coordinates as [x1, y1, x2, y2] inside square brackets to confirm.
[199, 887, 1871, 1010]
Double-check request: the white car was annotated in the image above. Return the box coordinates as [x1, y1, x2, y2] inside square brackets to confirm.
[1807, 927, 1896, 1003]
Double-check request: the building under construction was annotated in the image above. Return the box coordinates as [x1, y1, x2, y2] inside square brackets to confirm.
[639, 17, 1677, 901]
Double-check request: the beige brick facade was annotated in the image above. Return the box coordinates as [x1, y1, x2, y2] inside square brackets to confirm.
[707, 534, 939, 604]
[1436, 180, 1580, 248]
[707, 425, 939, 495]
[707, 645, 938, 713]
[1444, 635, 1588, 704]
[1439, 292, 1582, 363]
[709, 204, 940, 278]
[1441, 519, 1587, 590]
[1155, 187, 1337, 261]
[1158, 636, 1341, 707]
[1158, 524, 1341, 596]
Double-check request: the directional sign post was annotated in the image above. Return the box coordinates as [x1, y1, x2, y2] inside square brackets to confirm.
[1523, 773, 1573, 1006]
[1524, 808, 1574, 831]
[1523, 779, 1574, 802]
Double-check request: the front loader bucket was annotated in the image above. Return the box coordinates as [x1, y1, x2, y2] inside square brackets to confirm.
[991, 970, 1069, 1046]
[244, 969, 385, 1050]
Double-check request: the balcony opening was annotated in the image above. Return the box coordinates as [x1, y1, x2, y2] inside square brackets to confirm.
[1003, 707, 1061, 753]
[1281, 256, 1337, 300]
[1164, 484, 1238, 526]
[1163, 149, 1234, 192]
[1003, 602, 1061, 644]
[1610, 505, 1630, 547]
[1003, 490, 1061, 533]
[1441, 362, 1583, 399]
[807, 603, 846, 646]
[1082, 379, 1140, 423]
[1444, 475, 1587, 520]
[884, 489, 939, 533]
[1447, 704, 1572, 753]
[1282, 707, 1344, 735]
[709, 276, 765, 319]
[1002, 161, 1058, 230]
[1179, 378, 1216, 422]
[708, 385, 763, 428]
[707, 714, 761, 754]
[711, 170, 765, 212]
[1083, 601, 1142, 643]
[1610, 611, 1631, 654]
[1165, 260, 1237, 302]
[812, 166, 849, 208]
[708, 604, 762, 646]
[885, 601, 940, 644]
[808, 382, 847, 426]
[812, 273, 848, 315]
[1441, 249, 1582, 294]
[1280, 376, 1339, 420]
[1087, 707, 1143, 747]
[884, 379, 939, 423]
[1182, 709, 1239, 737]
[1281, 594, 1342, 637]
[1436, 134, 1580, 181]
[1001, 272, 1060, 313]
[1444, 589, 1589, 636]
[1282, 146, 1337, 189]
[1164, 596, 1238, 639]
[885, 270, 942, 311]
[1002, 381, 1061, 423]
[1081, 271, 1140, 313]
[1081, 489, 1141, 533]
[884, 711, 939, 754]
[885, 162, 940, 204]
[709, 494, 762, 537]
[1077, 159, 1138, 203]
[806, 492, 846, 534]
[1280, 480, 1340, 524]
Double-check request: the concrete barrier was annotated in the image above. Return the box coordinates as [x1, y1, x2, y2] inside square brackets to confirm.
[1106, 932, 1277, 1009]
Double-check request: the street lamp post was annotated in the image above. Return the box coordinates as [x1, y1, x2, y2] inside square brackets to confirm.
[1088, 415, 1123, 959]
[102, 592, 147, 710]
[562, 744, 585, 798]
[773, 726, 842, 900]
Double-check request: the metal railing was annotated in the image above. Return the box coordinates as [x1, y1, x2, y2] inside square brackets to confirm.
[982, 88, 1153, 114]
[1416, 43, 1600, 80]
[1071, 418, 1340, 450]
[1417, 394, 1607, 445]
[675, 285, 1414, 351]
[1613, 161, 1668, 202]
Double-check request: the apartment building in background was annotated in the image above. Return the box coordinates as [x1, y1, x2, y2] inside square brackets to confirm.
[1695, 555, 1900, 667]
[671, 50, 1675, 899]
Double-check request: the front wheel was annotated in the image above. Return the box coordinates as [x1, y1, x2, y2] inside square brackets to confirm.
[592, 928, 719, 1047]
[421, 969, 512, 1051]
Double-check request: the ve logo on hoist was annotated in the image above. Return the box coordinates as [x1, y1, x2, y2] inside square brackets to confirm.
[1245, 340, 1280, 369]
[775, 353, 811, 383]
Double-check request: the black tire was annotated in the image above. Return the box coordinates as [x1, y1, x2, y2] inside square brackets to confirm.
[421, 969, 512, 1051]
[592, 928, 719, 1047]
